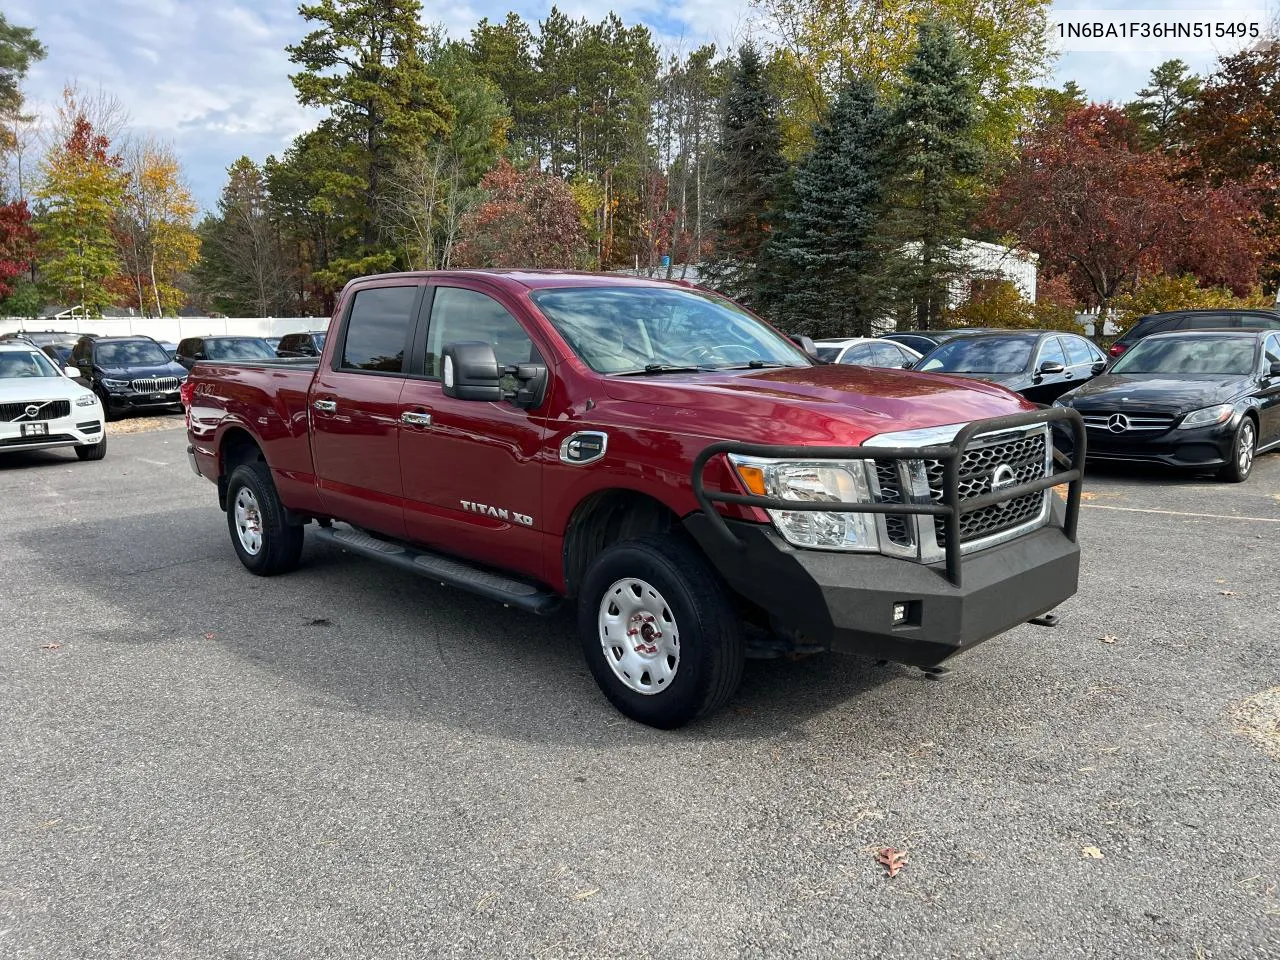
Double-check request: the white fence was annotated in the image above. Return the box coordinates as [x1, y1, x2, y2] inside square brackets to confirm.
[0, 316, 328, 341]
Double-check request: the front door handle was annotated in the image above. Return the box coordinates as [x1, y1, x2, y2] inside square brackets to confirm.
[313, 399, 337, 413]
[400, 410, 432, 427]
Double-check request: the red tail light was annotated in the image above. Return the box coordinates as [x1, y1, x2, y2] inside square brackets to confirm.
[179, 378, 195, 408]
[1108, 343, 1126, 357]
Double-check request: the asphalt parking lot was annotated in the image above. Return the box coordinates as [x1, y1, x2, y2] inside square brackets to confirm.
[2, 423, 1277, 960]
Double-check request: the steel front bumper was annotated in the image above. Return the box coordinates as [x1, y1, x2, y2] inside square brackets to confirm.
[686, 500, 1080, 667]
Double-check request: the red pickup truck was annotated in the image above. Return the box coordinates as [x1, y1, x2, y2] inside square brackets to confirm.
[185, 270, 1085, 728]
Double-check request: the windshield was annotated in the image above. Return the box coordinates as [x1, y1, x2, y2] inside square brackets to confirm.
[96, 340, 172, 366]
[0, 350, 61, 379]
[917, 338, 1034, 374]
[530, 286, 809, 374]
[204, 338, 276, 360]
[1110, 336, 1256, 375]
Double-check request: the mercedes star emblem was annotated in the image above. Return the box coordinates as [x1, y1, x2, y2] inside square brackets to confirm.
[1108, 413, 1130, 433]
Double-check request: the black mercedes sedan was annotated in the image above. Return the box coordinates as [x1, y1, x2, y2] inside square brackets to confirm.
[913, 330, 1109, 405]
[1053, 329, 1280, 482]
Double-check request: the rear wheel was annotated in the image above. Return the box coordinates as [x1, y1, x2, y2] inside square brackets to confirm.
[577, 535, 744, 729]
[75, 434, 107, 461]
[225, 461, 304, 575]
[1218, 417, 1256, 483]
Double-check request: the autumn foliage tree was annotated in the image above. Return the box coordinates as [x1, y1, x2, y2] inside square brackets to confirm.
[0, 198, 35, 300]
[452, 160, 588, 268]
[35, 96, 127, 314]
[983, 106, 1261, 333]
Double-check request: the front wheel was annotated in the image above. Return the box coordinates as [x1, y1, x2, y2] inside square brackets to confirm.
[75, 434, 107, 461]
[1218, 417, 1256, 483]
[577, 535, 744, 729]
[96, 387, 121, 422]
[225, 461, 304, 575]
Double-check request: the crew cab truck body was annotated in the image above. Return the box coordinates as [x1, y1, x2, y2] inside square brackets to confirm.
[185, 271, 1085, 728]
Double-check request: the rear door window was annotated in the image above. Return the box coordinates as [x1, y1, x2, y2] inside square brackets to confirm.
[1177, 314, 1239, 330]
[339, 286, 419, 373]
[1061, 336, 1094, 367]
[839, 343, 878, 365]
[1036, 337, 1068, 368]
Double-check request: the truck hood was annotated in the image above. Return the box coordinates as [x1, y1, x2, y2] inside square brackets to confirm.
[600, 364, 1030, 445]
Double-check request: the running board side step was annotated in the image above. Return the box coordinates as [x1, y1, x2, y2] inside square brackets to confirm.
[312, 524, 561, 615]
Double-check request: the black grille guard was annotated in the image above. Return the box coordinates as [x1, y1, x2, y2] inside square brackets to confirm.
[691, 407, 1086, 588]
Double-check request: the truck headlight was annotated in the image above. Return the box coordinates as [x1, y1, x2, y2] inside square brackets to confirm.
[101, 379, 130, 391]
[729, 456, 880, 551]
[1177, 404, 1233, 429]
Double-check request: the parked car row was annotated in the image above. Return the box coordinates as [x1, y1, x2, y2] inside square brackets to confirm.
[0, 342, 107, 461]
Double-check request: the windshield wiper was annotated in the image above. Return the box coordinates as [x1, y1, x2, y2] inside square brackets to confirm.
[614, 364, 709, 376]
[713, 360, 797, 370]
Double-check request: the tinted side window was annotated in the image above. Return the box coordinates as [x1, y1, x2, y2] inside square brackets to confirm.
[871, 342, 905, 366]
[1178, 314, 1238, 330]
[340, 286, 418, 373]
[425, 287, 540, 377]
[1037, 337, 1068, 367]
[840, 343, 877, 365]
[177, 338, 197, 356]
[1062, 336, 1094, 366]
[1264, 334, 1280, 366]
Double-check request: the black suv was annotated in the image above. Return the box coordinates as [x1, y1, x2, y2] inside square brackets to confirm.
[275, 330, 328, 358]
[1109, 309, 1280, 358]
[71, 335, 189, 420]
[174, 335, 277, 369]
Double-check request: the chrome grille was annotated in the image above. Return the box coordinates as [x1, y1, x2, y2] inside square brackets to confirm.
[129, 377, 179, 393]
[874, 427, 1050, 552]
[873, 461, 913, 547]
[2, 400, 71, 422]
[1082, 411, 1175, 433]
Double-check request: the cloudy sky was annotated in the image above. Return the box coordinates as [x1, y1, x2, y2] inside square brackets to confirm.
[7, 0, 1273, 212]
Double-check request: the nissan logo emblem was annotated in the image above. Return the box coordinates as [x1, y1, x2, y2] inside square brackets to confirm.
[991, 464, 1017, 492]
[1108, 413, 1130, 433]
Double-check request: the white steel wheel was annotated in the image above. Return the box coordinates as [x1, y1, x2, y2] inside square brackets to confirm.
[598, 577, 680, 695]
[233, 487, 264, 555]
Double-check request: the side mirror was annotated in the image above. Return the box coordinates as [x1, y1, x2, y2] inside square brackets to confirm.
[63, 365, 80, 378]
[1091, 360, 1107, 375]
[194, 351, 206, 360]
[901, 361, 915, 369]
[505, 362, 549, 410]
[787, 333, 820, 359]
[441, 341, 502, 401]
[1038, 360, 1066, 376]
[1270, 360, 1280, 377]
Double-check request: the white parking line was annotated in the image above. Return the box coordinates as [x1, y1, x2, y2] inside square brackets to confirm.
[135, 458, 170, 466]
[1083, 504, 1280, 523]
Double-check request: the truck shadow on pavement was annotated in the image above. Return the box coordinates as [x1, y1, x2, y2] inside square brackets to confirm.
[20, 504, 910, 746]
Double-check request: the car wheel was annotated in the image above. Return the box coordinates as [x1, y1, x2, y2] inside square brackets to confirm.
[95, 387, 121, 422]
[1218, 417, 1256, 483]
[577, 535, 744, 729]
[74, 434, 107, 461]
[225, 461, 304, 575]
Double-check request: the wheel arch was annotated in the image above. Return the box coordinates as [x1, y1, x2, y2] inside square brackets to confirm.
[562, 488, 684, 598]
[216, 425, 266, 511]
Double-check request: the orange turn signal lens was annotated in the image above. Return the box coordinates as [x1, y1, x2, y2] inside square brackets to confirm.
[734, 463, 767, 496]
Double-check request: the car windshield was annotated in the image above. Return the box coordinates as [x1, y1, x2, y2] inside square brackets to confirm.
[529, 286, 809, 374]
[96, 340, 171, 366]
[815, 346, 844, 362]
[0, 350, 61, 378]
[204, 338, 275, 360]
[1110, 336, 1256, 375]
[916, 337, 1034, 374]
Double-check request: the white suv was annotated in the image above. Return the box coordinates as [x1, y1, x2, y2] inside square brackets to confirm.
[0, 343, 107, 460]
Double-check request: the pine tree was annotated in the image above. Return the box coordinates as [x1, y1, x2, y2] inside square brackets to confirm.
[883, 19, 983, 329]
[700, 43, 786, 306]
[764, 78, 890, 338]
[1125, 59, 1200, 152]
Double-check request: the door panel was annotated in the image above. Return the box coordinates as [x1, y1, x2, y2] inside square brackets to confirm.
[1261, 335, 1280, 446]
[308, 283, 422, 538]
[1025, 337, 1071, 404]
[398, 284, 550, 583]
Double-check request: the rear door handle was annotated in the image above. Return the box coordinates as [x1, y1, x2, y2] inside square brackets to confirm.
[313, 399, 337, 413]
[400, 411, 432, 427]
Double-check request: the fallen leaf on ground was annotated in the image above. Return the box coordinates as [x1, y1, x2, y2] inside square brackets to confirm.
[1081, 846, 1104, 859]
[41, 643, 61, 651]
[875, 847, 908, 878]
[203, 633, 215, 640]
[1100, 635, 1118, 644]
[572, 888, 599, 900]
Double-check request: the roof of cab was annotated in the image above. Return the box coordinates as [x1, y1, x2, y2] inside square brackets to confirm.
[350, 269, 701, 292]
